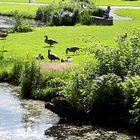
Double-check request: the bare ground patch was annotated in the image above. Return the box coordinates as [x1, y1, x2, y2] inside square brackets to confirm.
[40, 62, 72, 72]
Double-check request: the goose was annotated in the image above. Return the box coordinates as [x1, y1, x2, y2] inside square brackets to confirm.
[36, 54, 45, 60]
[66, 47, 81, 55]
[44, 35, 58, 47]
[120, 33, 127, 39]
[48, 49, 60, 62]
[61, 57, 73, 63]
[0, 32, 8, 39]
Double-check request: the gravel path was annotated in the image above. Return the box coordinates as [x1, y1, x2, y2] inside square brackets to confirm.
[0, 2, 140, 20]
[99, 6, 140, 20]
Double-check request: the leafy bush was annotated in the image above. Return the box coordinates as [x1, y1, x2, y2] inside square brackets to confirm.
[93, 33, 140, 79]
[10, 61, 23, 85]
[13, 11, 32, 32]
[16, 20, 32, 32]
[122, 76, 140, 128]
[51, 12, 62, 26]
[64, 74, 95, 112]
[33, 75, 66, 100]
[36, 3, 80, 26]
[36, 5, 54, 25]
[20, 61, 41, 98]
[90, 73, 126, 124]
[0, 71, 9, 82]
[80, 9, 93, 25]
[35, 1, 102, 26]
[93, 8, 103, 17]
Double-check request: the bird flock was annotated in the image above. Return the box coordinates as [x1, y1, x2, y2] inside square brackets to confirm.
[0, 32, 80, 63]
[36, 35, 81, 63]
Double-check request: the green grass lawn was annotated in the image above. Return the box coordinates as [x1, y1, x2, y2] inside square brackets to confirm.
[0, 9, 140, 72]
[0, 0, 140, 6]
[0, 4, 39, 18]
[95, 0, 140, 6]
[1, 10, 140, 61]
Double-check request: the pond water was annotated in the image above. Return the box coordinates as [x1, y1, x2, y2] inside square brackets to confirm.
[0, 16, 46, 29]
[0, 83, 139, 140]
[0, 83, 59, 140]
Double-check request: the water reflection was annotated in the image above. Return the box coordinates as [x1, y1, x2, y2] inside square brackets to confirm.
[0, 83, 59, 140]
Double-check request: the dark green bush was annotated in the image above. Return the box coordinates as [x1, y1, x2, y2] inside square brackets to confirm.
[93, 8, 103, 17]
[64, 74, 95, 112]
[20, 61, 41, 98]
[122, 76, 140, 128]
[51, 12, 62, 26]
[32, 71, 67, 100]
[10, 61, 23, 85]
[0, 71, 9, 82]
[90, 73, 126, 124]
[80, 9, 93, 25]
[35, 2, 97, 26]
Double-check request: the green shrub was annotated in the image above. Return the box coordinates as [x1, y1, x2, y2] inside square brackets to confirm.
[35, 5, 55, 25]
[0, 52, 4, 60]
[35, 1, 103, 26]
[10, 61, 23, 85]
[51, 12, 62, 26]
[90, 73, 126, 123]
[80, 9, 92, 25]
[122, 76, 140, 128]
[33, 77, 66, 100]
[93, 33, 140, 79]
[64, 74, 95, 112]
[35, 2, 80, 26]
[16, 20, 32, 32]
[20, 61, 41, 98]
[93, 8, 103, 17]
[13, 11, 32, 32]
[0, 71, 9, 82]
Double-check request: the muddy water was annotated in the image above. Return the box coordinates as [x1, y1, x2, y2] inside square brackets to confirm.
[0, 83, 59, 140]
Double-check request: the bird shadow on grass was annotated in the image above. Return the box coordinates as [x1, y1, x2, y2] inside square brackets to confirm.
[66, 53, 80, 56]
[43, 45, 54, 48]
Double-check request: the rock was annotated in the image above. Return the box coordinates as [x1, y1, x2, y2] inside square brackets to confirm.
[45, 96, 87, 121]
[92, 16, 113, 26]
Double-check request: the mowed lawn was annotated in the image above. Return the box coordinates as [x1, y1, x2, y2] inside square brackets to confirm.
[0, 4, 39, 18]
[0, 0, 140, 6]
[0, 9, 140, 69]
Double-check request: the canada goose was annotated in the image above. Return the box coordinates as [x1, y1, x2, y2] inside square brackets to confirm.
[36, 54, 45, 60]
[120, 33, 127, 39]
[0, 32, 8, 39]
[48, 49, 60, 62]
[44, 36, 58, 47]
[66, 47, 81, 55]
[61, 57, 73, 63]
